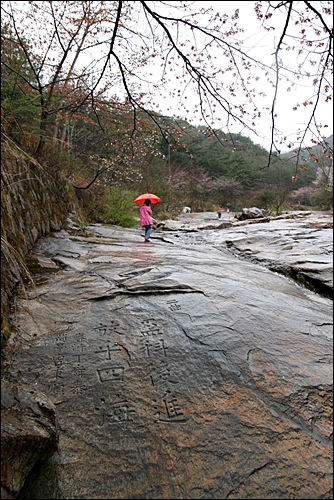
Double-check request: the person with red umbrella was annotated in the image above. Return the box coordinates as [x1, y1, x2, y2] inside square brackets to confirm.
[139, 199, 154, 242]
[135, 193, 162, 242]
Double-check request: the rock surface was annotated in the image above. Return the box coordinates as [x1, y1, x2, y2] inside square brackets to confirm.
[2, 211, 333, 499]
[1, 380, 57, 499]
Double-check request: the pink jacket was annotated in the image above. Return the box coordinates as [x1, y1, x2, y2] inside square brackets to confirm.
[139, 205, 153, 226]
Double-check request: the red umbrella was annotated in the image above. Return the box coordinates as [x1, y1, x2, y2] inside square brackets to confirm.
[134, 192, 162, 205]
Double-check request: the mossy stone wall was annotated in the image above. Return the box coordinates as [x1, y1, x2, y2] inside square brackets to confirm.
[1, 138, 83, 347]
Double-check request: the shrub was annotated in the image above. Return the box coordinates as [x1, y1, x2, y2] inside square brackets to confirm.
[103, 186, 139, 227]
[75, 182, 108, 223]
[310, 188, 333, 210]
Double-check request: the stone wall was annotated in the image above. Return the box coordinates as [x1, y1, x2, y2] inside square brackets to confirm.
[1, 136, 83, 347]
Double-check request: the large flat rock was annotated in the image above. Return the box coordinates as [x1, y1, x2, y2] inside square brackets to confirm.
[2, 211, 332, 499]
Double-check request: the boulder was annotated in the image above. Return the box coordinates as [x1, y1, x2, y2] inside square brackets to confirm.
[1, 380, 57, 499]
[235, 207, 271, 220]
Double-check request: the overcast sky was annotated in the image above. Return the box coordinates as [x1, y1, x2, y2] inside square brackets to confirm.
[151, 1, 333, 151]
[4, 0, 332, 152]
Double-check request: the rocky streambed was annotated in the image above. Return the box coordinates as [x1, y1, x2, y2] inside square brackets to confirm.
[1, 210, 333, 499]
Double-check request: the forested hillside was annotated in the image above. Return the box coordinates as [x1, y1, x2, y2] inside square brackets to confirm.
[1, 84, 332, 221]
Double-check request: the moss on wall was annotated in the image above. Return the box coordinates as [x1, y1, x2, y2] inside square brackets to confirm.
[1, 137, 84, 348]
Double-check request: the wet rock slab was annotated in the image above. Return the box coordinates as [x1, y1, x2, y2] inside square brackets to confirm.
[201, 211, 333, 298]
[2, 212, 333, 499]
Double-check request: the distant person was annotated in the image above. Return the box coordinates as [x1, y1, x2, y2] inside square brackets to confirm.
[226, 202, 231, 213]
[139, 199, 153, 242]
[217, 208, 224, 219]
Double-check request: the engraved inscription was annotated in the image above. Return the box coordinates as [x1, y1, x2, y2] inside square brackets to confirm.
[167, 299, 182, 311]
[97, 366, 124, 383]
[163, 390, 187, 422]
[139, 318, 164, 337]
[94, 343, 122, 360]
[139, 338, 168, 358]
[94, 320, 124, 337]
[48, 334, 68, 395]
[69, 379, 87, 395]
[47, 331, 88, 398]
[97, 395, 136, 425]
[138, 318, 188, 423]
